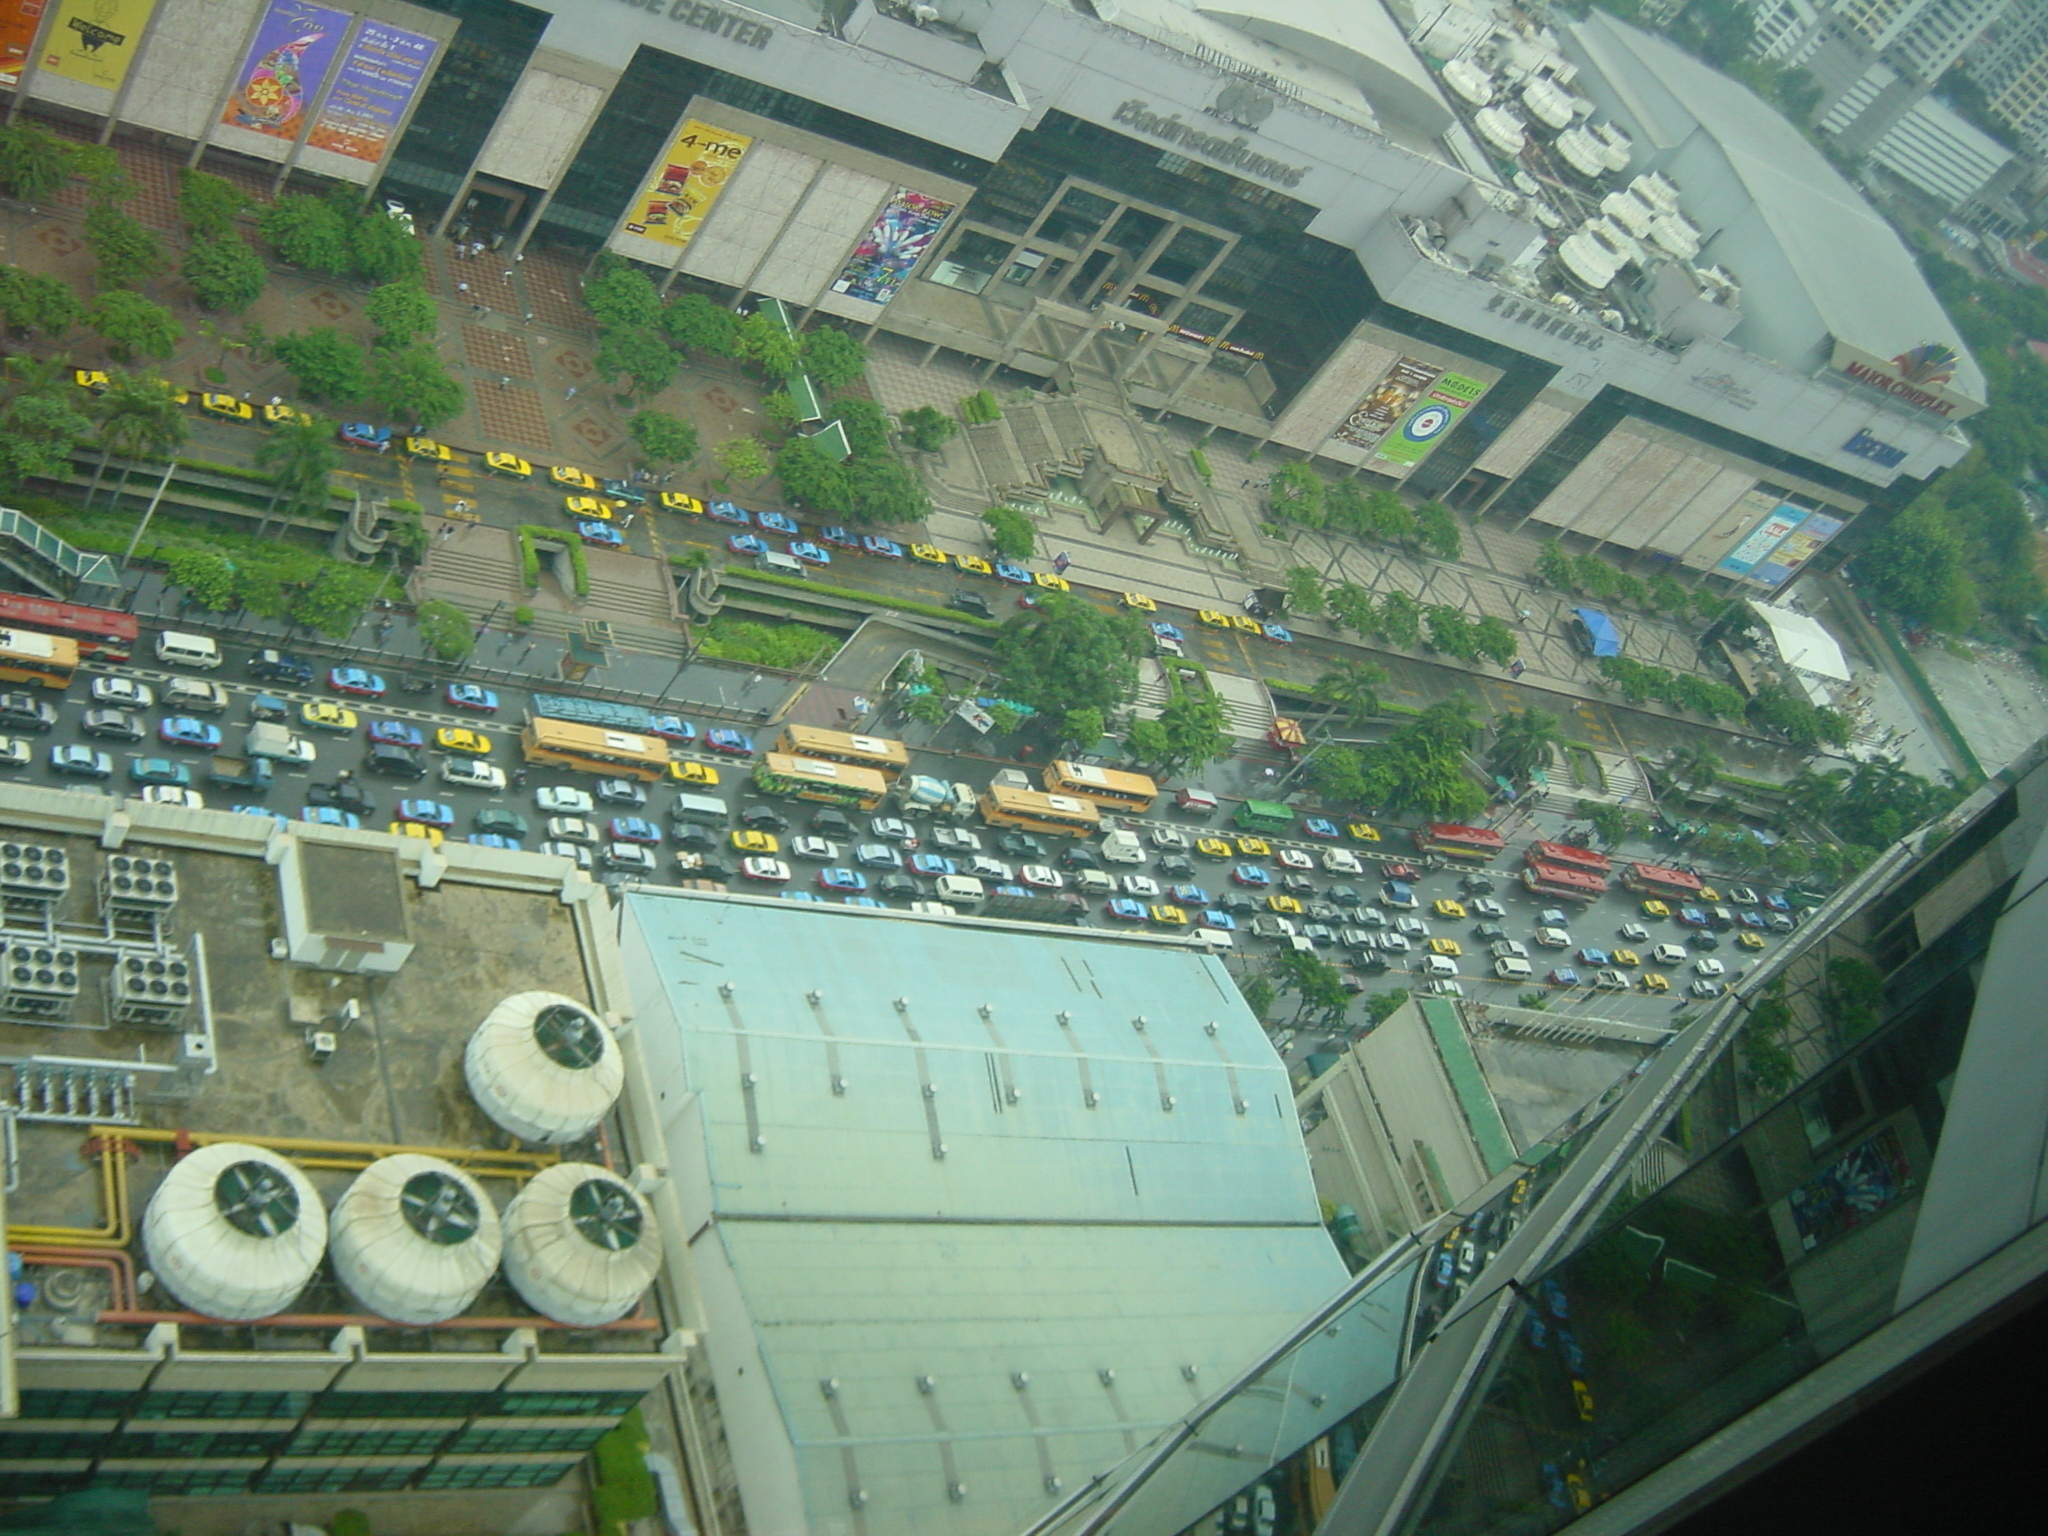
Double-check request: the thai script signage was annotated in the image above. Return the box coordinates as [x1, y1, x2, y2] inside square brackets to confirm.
[1112, 99, 1307, 189]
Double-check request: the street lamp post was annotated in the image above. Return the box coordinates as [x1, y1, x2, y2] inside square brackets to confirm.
[118, 462, 178, 578]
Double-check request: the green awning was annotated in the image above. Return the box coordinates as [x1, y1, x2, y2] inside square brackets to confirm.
[805, 419, 852, 462]
[787, 373, 824, 423]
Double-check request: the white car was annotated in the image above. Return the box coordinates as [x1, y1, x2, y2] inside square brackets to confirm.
[537, 786, 595, 815]
[966, 856, 1013, 882]
[0, 735, 30, 769]
[929, 825, 981, 853]
[1018, 864, 1063, 889]
[1276, 847, 1314, 871]
[538, 840, 593, 869]
[1592, 969, 1630, 991]
[602, 842, 657, 874]
[1394, 915, 1429, 939]
[869, 815, 917, 846]
[1472, 897, 1506, 918]
[440, 758, 506, 791]
[1491, 939, 1529, 960]
[1694, 957, 1726, 977]
[1378, 932, 1412, 954]
[1120, 874, 1161, 898]
[1619, 922, 1652, 944]
[1535, 926, 1572, 948]
[908, 900, 957, 915]
[789, 836, 840, 861]
[1424, 979, 1466, 997]
[90, 676, 154, 708]
[137, 785, 205, 810]
[1149, 826, 1190, 851]
[546, 816, 599, 844]
[1319, 847, 1363, 875]
[740, 856, 791, 882]
[279, 734, 317, 768]
[1653, 942, 1690, 966]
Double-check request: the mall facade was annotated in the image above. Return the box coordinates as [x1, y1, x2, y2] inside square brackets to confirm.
[0, 0, 1983, 584]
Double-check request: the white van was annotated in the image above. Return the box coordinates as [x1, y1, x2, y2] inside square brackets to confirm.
[1070, 867, 1114, 896]
[670, 792, 728, 826]
[1493, 956, 1533, 981]
[1174, 787, 1218, 816]
[934, 874, 986, 906]
[1422, 954, 1460, 978]
[756, 550, 806, 577]
[155, 631, 222, 669]
[162, 677, 229, 713]
[908, 900, 957, 916]
[1192, 926, 1235, 951]
[1099, 830, 1145, 865]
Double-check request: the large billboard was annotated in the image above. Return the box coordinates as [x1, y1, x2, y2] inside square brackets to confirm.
[1751, 511, 1843, 588]
[1714, 504, 1807, 580]
[831, 189, 955, 307]
[1375, 371, 1487, 467]
[620, 119, 752, 253]
[38, 0, 157, 91]
[1333, 356, 1441, 453]
[221, 1, 350, 143]
[0, 0, 46, 88]
[307, 18, 437, 163]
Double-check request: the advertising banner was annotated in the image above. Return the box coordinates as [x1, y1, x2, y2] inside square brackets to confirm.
[0, 0, 47, 89]
[221, 1, 350, 142]
[831, 189, 955, 307]
[1333, 356, 1440, 452]
[38, 0, 156, 92]
[307, 19, 437, 163]
[622, 119, 752, 252]
[1375, 372, 1488, 467]
[1751, 511, 1843, 588]
[1715, 504, 1807, 579]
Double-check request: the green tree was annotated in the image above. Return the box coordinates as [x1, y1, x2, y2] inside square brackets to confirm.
[1575, 798, 1646, 850]
[773, 435, 850, 511]
[1375, 589, 1421, 647]
[988, 701, 1026, 736]
[90, 291, 181, 361]
[1061, 706, 1105, 748]
[83, 206, 167, 290]
[845, 454, 928, 524]
[660, 292, 739, 356]
[583, 255, 662, 331]
[1285, 565, 1327, 616]
[164, 548, 236, 610]
[0, 265, 84, 336]
[0, 364, 91, 495]
[0, 122, 73, 203]
[1238, 971, 1277, 1021]
[363, 281, 437, 346]
[1325, 582, 1377, 635]
[1471, 615, 1518, 666]
[1666, 742, 1722, 795]
[273, 326, 366, 403]
[1313, 659, 1388, 731]
[595, 326, 678, 398]
[1155, 687, 1231, 773]
[833, 396, 893, 457]
[260, 194, 353, 274]
[1126, 717, 1171, 768]
[292, 562, 384, 638]
[1268, 460, 1325, 526]
[1489, 707, 1559, 783]
[735, 311, 801, 379]
[903, 691, 951, 726]
[1856, 500, 1978, 632]
[993, 592, 1146, 716]
[1364, 489, 1415, 545]
[369, 345, 464, 429]
[1746, 681, 1851, 751]
[629, 409, 700, 466]
[416, 599, 475, 663]
[350, 207, 422, 285]
[1536, 539, 1578, 589]
[1310, 744, 1369, 805]
[982, 506, 1037, 560]
[1352, 696, 1487, 820]
[898, 405, 958, 452]
[252, 413, 339, 532]
[177, 169, 250, 240]
[1415, 501, 1462, 560]
[180, 237, 265, 313]
[69, 143, 128, 204]
[714, 435, 770, 481]
[1269, 947, 1351, 1029]
[1425, 605, 1480, 660]
[1362, 989, 1410, 1028]
[85, 373, 187, 511]
[800, 327, 867, 390]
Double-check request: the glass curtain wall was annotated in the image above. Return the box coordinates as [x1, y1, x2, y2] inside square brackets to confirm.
[380, 0, 549, 215]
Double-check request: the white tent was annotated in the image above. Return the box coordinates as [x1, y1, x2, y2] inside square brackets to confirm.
[1752, 602, 1851, 684]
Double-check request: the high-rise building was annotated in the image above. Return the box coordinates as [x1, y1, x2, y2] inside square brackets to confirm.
[1967, 2, 2048, 155]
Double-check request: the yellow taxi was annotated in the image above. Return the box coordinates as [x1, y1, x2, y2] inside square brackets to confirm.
[389, 821, 445, 847]
[731, 829, 779, 854]
[1611, 948, 1641, 967]
[909, 543, 949, 565]
[1198, 610, 1234, 629]
[1034, 572, 1070, 592]
[1347, 821, 1382, 843]
[484, 452, 532, 478]
[660, 491, 705, 514]
[406, 436, 453, 462]
[1736, 930, 1766, 950]
[565, 495, 612, 520]
[1195, 837, 1234, 859]
[670, 760, 720, 785]
[1640, 972, 1670, 993]
[72, 368, 109, 393]
[1120, 592, 1157, 612]
[954, 553, 993, 576]
[1432, 898, 1467, 920]
[1266, 893, 1303, 915]
[263, 402, 313, 428]
[1230, 614, 1265, 634]
[1641, 899, 1672, 918]
[435, 727, 492, 756]
[299, 700, 357, 732]
[1428, 938, 1463, 957]
[1148, 904, 1188, 926]
[1235, 835, 1271, 856]
[550, 464, 598, 491]
[1697, 885, 1721, 902]
[199, 392, 253, 422]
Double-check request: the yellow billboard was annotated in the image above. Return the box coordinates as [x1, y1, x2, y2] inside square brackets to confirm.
[39, 0, 158, 92]
[620, 119, 751, 253]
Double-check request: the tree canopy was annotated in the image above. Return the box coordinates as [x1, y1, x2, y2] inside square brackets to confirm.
[994, 593, 1146, 716]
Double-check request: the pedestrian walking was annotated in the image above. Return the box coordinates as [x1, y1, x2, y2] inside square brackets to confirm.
[240, 391, 252, 402]
[269, 395, 282, 407]
[456, 281, 470, 295]
[498, 375, 510, 389]
[564, 386, 577, 400]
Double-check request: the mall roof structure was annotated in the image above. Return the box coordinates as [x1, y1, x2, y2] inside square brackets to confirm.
[616, 891, 1348, 1536]
[1751, 601, 1853, 682]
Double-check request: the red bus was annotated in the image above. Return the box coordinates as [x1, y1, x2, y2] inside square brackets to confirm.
[1415, 823, 1506, 862]
[1526, 841, 1610, 877]
[1522, 860, 1608, 903]
[1621, 862, 1704, 901]
[0, 592, 136, 662]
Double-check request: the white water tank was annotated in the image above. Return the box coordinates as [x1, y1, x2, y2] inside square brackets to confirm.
[329, 1154, 503, 1325]
[464, 992, 623, 1144]
[501, 1163, 660, 1327]
[142, 1142, 326, 1321]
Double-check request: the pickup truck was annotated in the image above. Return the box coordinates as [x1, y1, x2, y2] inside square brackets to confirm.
[246, 722, 315, 766]
[208, 754, 274, 790]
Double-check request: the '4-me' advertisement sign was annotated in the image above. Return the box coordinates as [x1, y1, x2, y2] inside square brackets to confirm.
[622, 120, 752, 254]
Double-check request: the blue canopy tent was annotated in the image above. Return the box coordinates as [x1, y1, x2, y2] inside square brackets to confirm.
[1573, 607, 1621, 657]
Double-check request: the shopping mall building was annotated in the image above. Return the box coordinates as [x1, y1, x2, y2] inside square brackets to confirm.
[1, 0, 1984, 584]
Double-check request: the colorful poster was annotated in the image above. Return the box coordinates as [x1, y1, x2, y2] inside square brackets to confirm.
[0, 0, 48, 89]
[307, 19, 436, 164]
[831, 189, 955, 306]
[1714, 504, 1807, 579]
[1333, 356, 1441, 452]
[621, 119, 752, 252]
[38, 0, 157, 92]
[1786, 1126, 1911, 1251]
[1376, 372, 1488, 467]
[220, 1, 349, 142]
[1752, 511, 1844, 588]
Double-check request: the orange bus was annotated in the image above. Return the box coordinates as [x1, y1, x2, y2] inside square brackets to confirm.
[0, 627, 81, 690]
[773, 724, 909, 780]
[980, 784, 1102, 839]
[520, 718, 670, 782]
[1043, 759, 1159, 815]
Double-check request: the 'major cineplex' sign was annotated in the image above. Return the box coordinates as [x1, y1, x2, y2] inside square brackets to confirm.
[1830, 340, 1983, 422]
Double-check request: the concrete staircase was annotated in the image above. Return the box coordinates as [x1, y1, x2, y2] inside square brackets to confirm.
[413, 534, 687, 656]
[1533, 748, 1657, 818]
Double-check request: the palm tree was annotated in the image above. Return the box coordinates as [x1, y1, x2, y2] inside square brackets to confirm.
[1783, 767, 1845, 826]
[86, 374, 187, 510]
[1667, 743, 1722, 793]
[1489, 707, 1560, 783]
[253, 413, 338, 536]
[1312, 659, 1389, 732]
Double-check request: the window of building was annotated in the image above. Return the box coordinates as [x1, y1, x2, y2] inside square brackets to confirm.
[416, 1461, 573, 1489]
[0, 1432, 111, 1459]
[95, 1469, 256, 1495]
[259, 1465, 421, 1493]
[314, 1391, 481, 1420]
[129, 1391, 312, 1422]
[382, 0, 550, 214]
[449, 1424, 612, 1454]
[108, 1430, 289, 1459]
[492, 1390, 645, 1417]
[289, 1428, 455, 1457]
[1037, 187, 1118, 248]
[926, 229, 1015, 294]
[1103, 206, 1167, 257]
[17, 1389, 132, 1420]
[1149, 227, 1226, 285]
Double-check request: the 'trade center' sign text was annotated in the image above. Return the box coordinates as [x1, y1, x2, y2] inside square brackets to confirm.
[613, 0, 773, 49]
